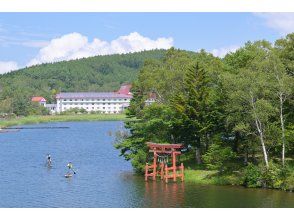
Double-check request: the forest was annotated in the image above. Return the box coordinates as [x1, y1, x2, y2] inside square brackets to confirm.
[115, 33, 294, 191]
[0, 49, 165, 116]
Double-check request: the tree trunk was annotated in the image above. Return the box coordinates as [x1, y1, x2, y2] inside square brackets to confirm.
[233, 131, 240, 153]
[244, 146, 248, 165]
[255, 118, 269, 168]
[195, 147, 202, 164]
[279, 94, 286, 167]
[251, 96, 269, 168]
[195, 137, 202, 164]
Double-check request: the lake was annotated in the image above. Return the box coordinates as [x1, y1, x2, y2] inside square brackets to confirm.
[0, 121, 293, 208]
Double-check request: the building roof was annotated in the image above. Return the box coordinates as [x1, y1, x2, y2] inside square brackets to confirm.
[116, 84, 132, 95]
[31, 96, 46, 102]
[56, 92, 132, 99]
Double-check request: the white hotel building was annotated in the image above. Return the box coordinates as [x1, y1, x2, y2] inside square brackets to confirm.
[55, 84, 133, 114]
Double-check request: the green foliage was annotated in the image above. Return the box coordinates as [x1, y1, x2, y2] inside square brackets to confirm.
[243, 163, 262, 188]
[28, 103, 49, 115]
[243, 162, 294, 190]
[259, 162, 283, 189]
[202, 144, 236, 171]
[116, 49, 226, 171]
[0, 114, 128, 129]
[115, 103, 176, 173]
[116, 40, 294, 186]
[274, 33, 294, 76]
[60, 107, 88, 115]
[282, 169, 294, 191]
[171, 64, 225, 153]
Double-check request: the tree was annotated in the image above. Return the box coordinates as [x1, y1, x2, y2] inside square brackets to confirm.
[202, 144, 236, 172]
[171, 64, 224, 164]
[274, 34, 294, 165]
[115, 104, 176, 173]
[274, 33, 294, 76]
[265, 53, 293, 166]
[223, 41, 279, 169]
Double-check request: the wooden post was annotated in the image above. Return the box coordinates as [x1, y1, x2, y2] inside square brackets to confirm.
[145, 163, 148, 181]
[172, 151, 176, 182]
[165, 165, 168, 183]
[181, 163, 184, 182]
[153, 151, 157, 180]
[160, 162, 164, 180]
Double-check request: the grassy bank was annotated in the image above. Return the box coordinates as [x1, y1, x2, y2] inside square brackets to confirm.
[0, 114, 128, 128]
[184, 169, 243, 186]
[184, 167, 294, 191]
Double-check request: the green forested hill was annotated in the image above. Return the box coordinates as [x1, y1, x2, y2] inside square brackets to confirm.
[0, 49, 166, 114]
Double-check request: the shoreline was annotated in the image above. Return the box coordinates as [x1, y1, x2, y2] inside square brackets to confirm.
[184, 169, 293, 192]
[0, 114, 128, 129]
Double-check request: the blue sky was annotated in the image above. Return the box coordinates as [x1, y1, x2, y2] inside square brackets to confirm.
[0, 13, 293, 73]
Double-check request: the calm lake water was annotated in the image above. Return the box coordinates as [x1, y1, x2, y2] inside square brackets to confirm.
[0, 121, 293, 208]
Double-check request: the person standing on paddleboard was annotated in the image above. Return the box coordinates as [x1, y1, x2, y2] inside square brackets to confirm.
[47, 154, 52, 166]
[67, 162, 76, 174]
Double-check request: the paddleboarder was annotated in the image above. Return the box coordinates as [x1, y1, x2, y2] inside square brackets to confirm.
[46, 154, 52, 166]
[67, 162, 76, 174]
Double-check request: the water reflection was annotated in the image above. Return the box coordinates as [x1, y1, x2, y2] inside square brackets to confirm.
[144, 181, 185, 207]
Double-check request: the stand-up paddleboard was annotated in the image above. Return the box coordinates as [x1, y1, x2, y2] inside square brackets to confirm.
[45, 162, 52, 168]
[64, 173, 73, 178]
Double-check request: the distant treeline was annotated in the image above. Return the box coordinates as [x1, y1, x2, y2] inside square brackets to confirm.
[0, 49, 166, 116]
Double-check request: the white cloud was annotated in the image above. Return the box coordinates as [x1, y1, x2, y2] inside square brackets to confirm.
[211, 45, 240, 58]
[21, 40, 49, 48]
[255, 13, 294, 35]
[27, 32, 173, 66]
[0, 61, 19, 74]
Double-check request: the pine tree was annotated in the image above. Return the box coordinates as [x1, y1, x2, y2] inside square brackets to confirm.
[171, 64, 222, 164]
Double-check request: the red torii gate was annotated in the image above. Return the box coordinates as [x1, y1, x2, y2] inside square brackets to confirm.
[145, 142, 184, 183]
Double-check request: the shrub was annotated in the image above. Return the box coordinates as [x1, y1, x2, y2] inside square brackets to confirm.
[202, 144, 237, 172]
[243, 162, 287, 189]
[60, 107, 88, 115]
[243, 163, 262, 188]
[259, 162, 283, 189]
[283, 171, 294, 191]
